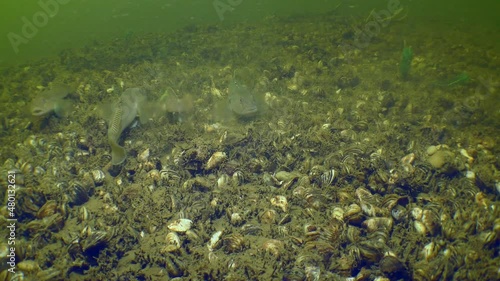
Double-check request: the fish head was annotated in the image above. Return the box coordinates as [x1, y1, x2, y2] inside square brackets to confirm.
[30, 96, 56, 116]
[229, 93, 258, 117]
[228, 80, 258, 117]
[30, 84, 72, 117]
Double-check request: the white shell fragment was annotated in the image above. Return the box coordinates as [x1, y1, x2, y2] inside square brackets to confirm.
[91, 169, 106, 185]
[217, 173, 230, 188]
[270, 195, 288, 212]
[167, 218, 193, 232]
[207, 230, 223, 251]
[460, 148, 474, 164]
[137, 148, 150, 163]
[401, 153, 415, 173]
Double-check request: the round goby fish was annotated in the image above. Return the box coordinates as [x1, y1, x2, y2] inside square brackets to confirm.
[228, 79, 258, 118]
[30, 84, 72, 117]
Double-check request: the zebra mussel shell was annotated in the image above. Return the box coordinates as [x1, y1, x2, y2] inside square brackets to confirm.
[262, 239, 284, 257]
[64, 182, 90, 206]
[160, 167, 183, 186]
[232, 170, 245, 186]
[223, 233, 246, 253]
[167, 219, 193, 232]
[309, 166, 337, 187]
[270, 195, 288, 212]
[230, 212, 244, 226]
[217, 173, 231, 188]
[162, 232, 182, 253]
[207, 230, 223, 251]
[81, 230, 110, 252]
[319, 169, 337, 187]
[91, 169, 106, 185]
[36, 200, 58, 219]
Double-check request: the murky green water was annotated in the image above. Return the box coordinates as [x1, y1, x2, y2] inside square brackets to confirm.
[1, 0, 499, 66]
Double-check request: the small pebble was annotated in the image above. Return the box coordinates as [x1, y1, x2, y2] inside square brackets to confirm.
[426, 145, 438, 156]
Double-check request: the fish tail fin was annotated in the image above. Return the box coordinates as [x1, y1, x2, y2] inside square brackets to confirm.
[110, 140, 126, 165]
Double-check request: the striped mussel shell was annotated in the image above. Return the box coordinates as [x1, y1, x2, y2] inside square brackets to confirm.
[81, 230, 110, 252]
[91, 169, 106, 185]
[355, 187, 388, 216]
[14, 187, 44, 217]
[232, 170, 245, 186]
[309, 165, 337, 187]
[344, 203, 363, 224]
[16, 158, 33, 174]
[357, 239, 384, 263]
[33, 166, 45, 176]
[23, 134, 38, 148]
[78, 206, 91, 222]
[36, 200, 59, 219]
[362, 217, 394, 233]
[161, 232, 182, 253]
[64, 181, 90, 206]
[160, 167, 183, 186]
[26, 213, 65, 233]
[223, 233, 246, 253]
[319, 169, 337, 187]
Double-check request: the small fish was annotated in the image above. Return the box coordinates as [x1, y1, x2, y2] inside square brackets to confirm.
[101, 88, 146, 165]
[30, 84, 72, 117]
[228, 79, 258, 118]
[107, 101, 126, 165]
